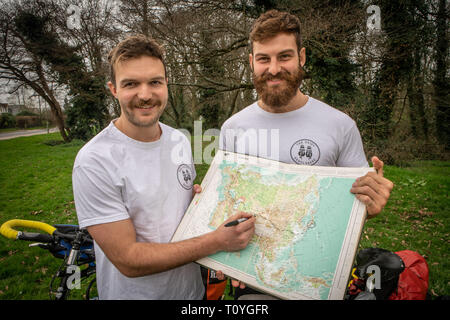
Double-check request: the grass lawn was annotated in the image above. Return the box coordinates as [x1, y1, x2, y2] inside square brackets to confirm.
[0, 133, 448, 299]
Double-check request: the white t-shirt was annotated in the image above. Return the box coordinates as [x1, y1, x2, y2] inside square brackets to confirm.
[72, 121, 204, 300]
[220, 97, 368, 167]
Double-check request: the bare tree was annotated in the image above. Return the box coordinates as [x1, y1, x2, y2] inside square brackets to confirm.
[51, 0, 119, 117]
[0, 0, 69, 141]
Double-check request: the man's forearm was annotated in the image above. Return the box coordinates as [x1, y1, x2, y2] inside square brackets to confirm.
[88, 213, 254, 278]
[117, 231, 220, 277]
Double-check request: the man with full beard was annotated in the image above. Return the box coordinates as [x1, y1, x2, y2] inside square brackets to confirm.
[72, 35, 255, 299]
[219, 10, 394, 299]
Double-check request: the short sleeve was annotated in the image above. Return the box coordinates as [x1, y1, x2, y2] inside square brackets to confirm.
[73, 164, 130, 229]
[336, 122, 369, 167]
[219, 123, 236, 152]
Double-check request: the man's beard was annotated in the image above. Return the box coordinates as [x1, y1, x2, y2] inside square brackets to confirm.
[253, 65, 303, 108]
[122, 97, 165, 128]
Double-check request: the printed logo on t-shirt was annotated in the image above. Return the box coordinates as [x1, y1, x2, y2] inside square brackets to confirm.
[177, 164, 193, 190]
[290, 139, 320, 165]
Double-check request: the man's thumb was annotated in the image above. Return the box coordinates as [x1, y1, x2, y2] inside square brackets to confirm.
[371, 156, 384, 176]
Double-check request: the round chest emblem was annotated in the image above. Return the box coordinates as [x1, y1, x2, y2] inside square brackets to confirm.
[290, 139, 320, 165]
[177, 164, 194, 190]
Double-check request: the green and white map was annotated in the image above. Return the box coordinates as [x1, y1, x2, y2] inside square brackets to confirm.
[172, 150, 373, 300]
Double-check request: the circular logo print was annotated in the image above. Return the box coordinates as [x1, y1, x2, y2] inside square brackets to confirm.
[177, 164, 194, 190]
[290, 139, 320, 165]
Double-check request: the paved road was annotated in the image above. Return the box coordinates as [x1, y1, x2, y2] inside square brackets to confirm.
[0, 127, 58, 140]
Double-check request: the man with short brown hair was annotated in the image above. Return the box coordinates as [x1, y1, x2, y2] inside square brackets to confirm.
[73, 35, 255, 299]
[219, 10, 393, 299]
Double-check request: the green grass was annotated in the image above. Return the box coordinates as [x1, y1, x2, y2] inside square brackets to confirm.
[0, 133, 87, 299]
[0, 133, 448, 299]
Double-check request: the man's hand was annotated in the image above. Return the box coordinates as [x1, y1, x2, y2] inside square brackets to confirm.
[231, 279, 247, 289]
[214, 212, 256, 252]
[192, 184, 202, 196]
[350, 156, 394, 218]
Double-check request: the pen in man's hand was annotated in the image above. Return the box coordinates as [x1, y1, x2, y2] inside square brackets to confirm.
[225, 217, 249, 227]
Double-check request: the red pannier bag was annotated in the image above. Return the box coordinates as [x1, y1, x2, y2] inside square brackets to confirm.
[389, 250, 429, 300]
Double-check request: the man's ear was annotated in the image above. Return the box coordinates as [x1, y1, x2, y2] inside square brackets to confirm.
[249, 53, 254, 72]
[107, 81, 117, 98]
[299, 47, 306, 67]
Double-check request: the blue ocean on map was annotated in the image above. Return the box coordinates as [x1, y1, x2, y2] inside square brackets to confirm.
[292, 177, 355, 299]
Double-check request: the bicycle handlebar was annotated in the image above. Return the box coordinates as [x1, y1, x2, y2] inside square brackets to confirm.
[0, 219, 56, 241]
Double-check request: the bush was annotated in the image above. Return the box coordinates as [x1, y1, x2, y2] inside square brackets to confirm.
[17, 110, 39, 116]
[65, 79, 110, 141]
[0, 113, 16, 128]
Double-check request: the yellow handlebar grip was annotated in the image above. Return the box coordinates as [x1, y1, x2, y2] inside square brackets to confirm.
[0, 219, 56, 240]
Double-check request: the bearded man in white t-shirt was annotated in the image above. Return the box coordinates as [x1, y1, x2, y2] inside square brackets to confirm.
[72, 35, 255, 299]
[218, 10, 394, 298]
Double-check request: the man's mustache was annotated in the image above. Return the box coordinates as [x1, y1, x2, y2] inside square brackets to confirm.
[259, 69, 292, 82]
[130, 98, 162, 108]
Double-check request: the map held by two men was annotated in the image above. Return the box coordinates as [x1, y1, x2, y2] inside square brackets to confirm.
[172, 151, 373, 300]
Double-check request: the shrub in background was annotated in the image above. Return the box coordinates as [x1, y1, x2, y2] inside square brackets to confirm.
[0, 113, 16, 128]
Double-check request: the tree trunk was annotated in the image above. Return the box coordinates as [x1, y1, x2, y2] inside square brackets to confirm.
[407, 44, 428, 140]
[433, 0, 449, 150]
[33, 63, 70, 142]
